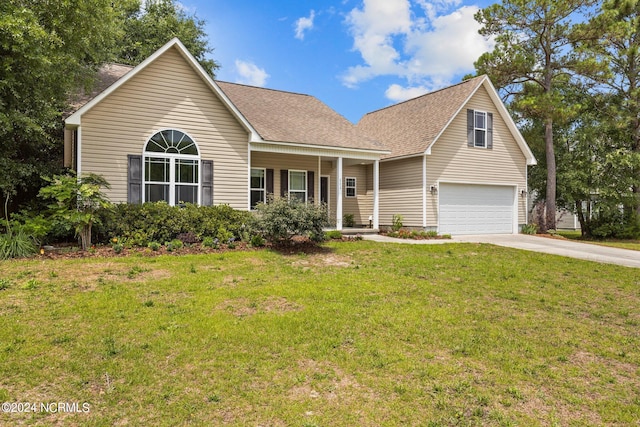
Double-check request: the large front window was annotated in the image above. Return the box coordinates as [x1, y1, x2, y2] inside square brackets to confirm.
[143, 130, 200, 205]
[289, 170, 307, 203]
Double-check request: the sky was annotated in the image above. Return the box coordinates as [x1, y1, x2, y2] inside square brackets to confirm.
[180, 0, 496, 123]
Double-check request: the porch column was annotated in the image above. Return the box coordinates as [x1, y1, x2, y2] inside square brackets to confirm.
[336, 157, 343, 230]
[373, 159, 379, 229]
[422, 155, 427, 228]
[317, 156, 321, 205]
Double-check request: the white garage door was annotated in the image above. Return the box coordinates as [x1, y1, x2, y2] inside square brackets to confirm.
[439, 183, 515, 235]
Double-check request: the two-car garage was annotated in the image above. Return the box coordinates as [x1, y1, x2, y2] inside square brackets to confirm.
[438, 183, 517, 235]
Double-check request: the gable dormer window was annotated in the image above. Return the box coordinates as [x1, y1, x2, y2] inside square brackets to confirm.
[467, 109, 493, 149]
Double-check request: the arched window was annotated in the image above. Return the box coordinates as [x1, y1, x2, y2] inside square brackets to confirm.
[143, 129, 200, 205]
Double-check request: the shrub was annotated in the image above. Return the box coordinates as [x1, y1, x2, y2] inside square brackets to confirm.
[98, 203, 253, 246]
[391, 214, 404, 232]
[521, 223, 537, 235]
[343, 213, 355, 228]
[325, 230, 343, 240]
[250, 235, 265, 247]
[112, 243, 124, 254]
[39, 173, 112, 250]
[147, 241, 161, 251]
[202, 236, 219, 249]
[165, 239, 183, 252]
[0, 230, 37, 260]
[254, 196, 329, 245]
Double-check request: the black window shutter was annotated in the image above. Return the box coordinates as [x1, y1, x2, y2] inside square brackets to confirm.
[467, 109, 474, 147]
[280, 169, 288, 197]
[201, 160, 213, 206]
[128, 154, 142, 204]
[486, 112, 493, 149]
[266, 169, 274, 196]
[307, 171, 315, 201]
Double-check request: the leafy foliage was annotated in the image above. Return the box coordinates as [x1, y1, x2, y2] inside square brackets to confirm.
[253, 196, 329, 245]
[475, 0, 599, 231]
[0, 229, 37, 260]
[114, 0, 219, 76]
[39, 173, 112, 250]
[99, 203, 253, 246]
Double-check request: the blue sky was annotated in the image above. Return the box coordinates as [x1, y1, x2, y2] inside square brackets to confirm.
[181, 0, 495, 123]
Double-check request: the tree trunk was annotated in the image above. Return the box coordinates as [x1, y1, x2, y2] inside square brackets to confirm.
[79, 223, 92, 251]
[543, 117, 557, 232]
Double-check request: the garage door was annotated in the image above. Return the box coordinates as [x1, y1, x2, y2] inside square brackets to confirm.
[439, 183, 515, 235]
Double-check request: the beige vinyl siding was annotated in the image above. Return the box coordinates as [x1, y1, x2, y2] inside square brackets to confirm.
[427, 86, 528, 226]
[251, 153, 374, 226]
[379, 157, 423, 227]
[343, 164, 372, 226]
[80, 46, 249, 208]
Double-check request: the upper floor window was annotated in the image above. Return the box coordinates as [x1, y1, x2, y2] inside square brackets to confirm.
[467, 109, 493, 149]
[143, 130, 200, 206]
[474, 111, 487, 148]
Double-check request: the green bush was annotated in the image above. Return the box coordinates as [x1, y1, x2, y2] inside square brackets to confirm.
[254, 196, 329, 245]
[0, 230, 38, 260]
[521, 223, 538, 235]
[147, 241, 161, 251]
[201, 236, 219, 249]
[97, 203, 253, 246]
[250, 235, 265, 247]
[391, 214, 404, 232]
[165, 239, 183, 252]
[325, 230, 343, 240]
[343, 213, 355, 228]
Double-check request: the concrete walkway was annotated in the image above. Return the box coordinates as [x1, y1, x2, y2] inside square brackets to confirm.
[362, 233, 640, 269]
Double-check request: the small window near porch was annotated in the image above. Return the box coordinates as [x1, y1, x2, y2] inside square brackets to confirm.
[250, 168, 266, 209]
[345, 177, 357, 198]
[289, 170, 307, 203]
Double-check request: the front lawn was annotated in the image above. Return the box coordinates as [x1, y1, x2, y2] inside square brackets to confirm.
[557, 230, 640, 251]
[1, 242, 639, 426]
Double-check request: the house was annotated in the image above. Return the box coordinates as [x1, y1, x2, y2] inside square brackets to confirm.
[64, 38, 536, 235]
[357, 77, 537, 234]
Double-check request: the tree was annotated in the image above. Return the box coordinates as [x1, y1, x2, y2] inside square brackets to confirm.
[577, 0, 640, 215]
[0, 0, 121, 216]
[474, 0, 598, 231]
[115, 0, 219, 76]
[39, 173, 112, 251]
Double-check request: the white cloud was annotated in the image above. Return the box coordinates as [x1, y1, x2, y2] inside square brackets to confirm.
[294, 10, 316, 40]
[385, 84, 430, 102]
[342, 0, 493, 101]
[234, 60, 270, 87]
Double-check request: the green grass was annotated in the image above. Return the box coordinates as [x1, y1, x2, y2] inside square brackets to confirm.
[558, 230, 640, 251]
[1, 242, 639, 426]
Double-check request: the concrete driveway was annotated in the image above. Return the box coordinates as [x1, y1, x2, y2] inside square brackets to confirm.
[362, 233, 640, 268]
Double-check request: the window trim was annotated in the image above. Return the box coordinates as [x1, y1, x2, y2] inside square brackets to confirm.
[474, 110, 487, 148]
[345, 177, 357, 198]
[288, 170, 307, 203]
[250, 167, 266, 209]
[142, 129, 201, 206]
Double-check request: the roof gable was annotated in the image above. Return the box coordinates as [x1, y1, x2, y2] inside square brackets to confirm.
[65, 38, 257, 139]
[357, 76, 536, 165]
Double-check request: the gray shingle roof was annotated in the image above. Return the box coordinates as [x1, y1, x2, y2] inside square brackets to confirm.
[356, 76, 486, 159]
[216, 81, 387, 152]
